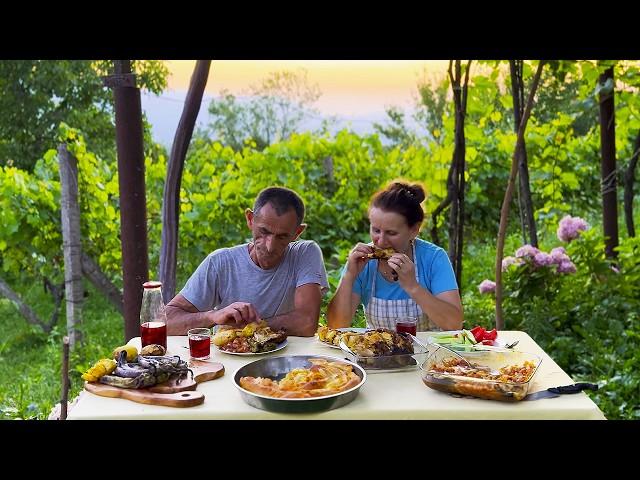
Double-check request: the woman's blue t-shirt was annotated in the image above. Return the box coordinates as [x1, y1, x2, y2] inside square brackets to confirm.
[342, 238, 458, 307]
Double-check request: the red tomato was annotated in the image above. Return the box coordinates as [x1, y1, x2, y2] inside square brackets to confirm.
[470, 326, 486, 342]
[481, 339, 495, 346]
[484, 328, 498, 341]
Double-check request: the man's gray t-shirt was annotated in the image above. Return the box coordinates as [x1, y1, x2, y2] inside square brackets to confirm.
[180, 240, 329, 320]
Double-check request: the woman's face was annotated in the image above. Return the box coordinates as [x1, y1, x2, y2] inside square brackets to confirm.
[368, 207, 420, 254]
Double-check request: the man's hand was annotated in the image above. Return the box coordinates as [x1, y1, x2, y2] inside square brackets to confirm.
[215, 302, 260, 326]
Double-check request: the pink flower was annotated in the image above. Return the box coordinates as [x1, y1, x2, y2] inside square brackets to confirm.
[611, 265, 620, 274]
[550, 247, 570, 265]
[501, 256, 523, 271]
[557, 260, 577, 274]
[557, 215, 589, 242]
[533, 252, 553, 267]
[515, 245, 540, 259]
[478, 279, 496, 294]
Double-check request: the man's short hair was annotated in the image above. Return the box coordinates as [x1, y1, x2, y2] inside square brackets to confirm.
[253, 187, 305, 225]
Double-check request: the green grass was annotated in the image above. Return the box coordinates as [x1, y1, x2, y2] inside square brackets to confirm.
[0, 281, 123, 419]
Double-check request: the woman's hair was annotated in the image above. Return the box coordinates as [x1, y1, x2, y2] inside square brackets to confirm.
[370, 181, 426, 227]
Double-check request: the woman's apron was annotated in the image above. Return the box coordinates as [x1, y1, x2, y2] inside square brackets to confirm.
[364, 242, 440, 332]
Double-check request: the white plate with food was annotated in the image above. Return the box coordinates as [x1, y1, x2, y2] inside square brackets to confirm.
[212, 321, 288, 355]
[425, 330, 505, 355]
[316, 326, 368, 349]
[216, 339, 288, 356]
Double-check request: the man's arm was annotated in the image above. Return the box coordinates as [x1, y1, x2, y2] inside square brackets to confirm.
[166, 294, 259, 335]
[267, 283, 322, 337]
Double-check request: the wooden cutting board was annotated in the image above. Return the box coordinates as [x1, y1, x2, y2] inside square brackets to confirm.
[84, 360, 224, 408]
[85, 382, 205, 408]
[149, 360, 225, 393]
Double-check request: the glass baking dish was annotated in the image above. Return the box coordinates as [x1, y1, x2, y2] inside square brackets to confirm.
[339, 330, 429, 373]
[419, 346, 542, 401]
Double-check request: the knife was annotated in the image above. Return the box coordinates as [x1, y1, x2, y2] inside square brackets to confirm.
[523, 382, 598, 401]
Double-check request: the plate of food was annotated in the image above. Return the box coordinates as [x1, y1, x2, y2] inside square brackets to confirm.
[419, 347, 542, 402]
[217, 339, 288, 356]
[425, 327, 506, 355]
[233, 355, 367, 413]
[212, 321, 288, 355]
[316, 326, 368, 349]
[339, 327, 429, 372]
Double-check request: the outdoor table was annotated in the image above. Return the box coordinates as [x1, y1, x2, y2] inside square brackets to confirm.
[67, 331, 606, 419]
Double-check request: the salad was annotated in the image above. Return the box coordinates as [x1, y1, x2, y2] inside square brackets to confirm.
[428, 326, 499, 352]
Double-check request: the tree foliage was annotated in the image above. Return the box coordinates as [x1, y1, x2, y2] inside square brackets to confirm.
[0, 60, 168, 170]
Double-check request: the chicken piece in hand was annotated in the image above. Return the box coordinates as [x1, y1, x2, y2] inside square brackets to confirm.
[366, 246, 395, 260]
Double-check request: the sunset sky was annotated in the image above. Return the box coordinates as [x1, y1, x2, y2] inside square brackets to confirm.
[163, 60, 450, 115]
[141, 60, 450, 146]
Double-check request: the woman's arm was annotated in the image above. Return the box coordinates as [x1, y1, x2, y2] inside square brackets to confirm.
[388, 249, 463, 330]
[327, 242, 373, 328]
[404, 286, 463, 330]
[326, 272, 362, 328]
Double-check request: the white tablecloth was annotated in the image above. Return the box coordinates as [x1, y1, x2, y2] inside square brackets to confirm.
[68, 331, 606, 420]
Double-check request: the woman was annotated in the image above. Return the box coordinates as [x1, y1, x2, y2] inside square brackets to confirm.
[327, 181, 463, 331]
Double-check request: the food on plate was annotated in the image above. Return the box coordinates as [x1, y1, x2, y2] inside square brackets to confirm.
[212, 328, 237, 347]
[239, 358, 361, 398]
[366, 246, 396, 260]
[469, 326, 498, 345]
[341, 328, 420, 369]
[422, 357, 538, 401]
[140, 344, 166, 356]
[111, 344, 139, 362]
[343, 328, 414, 356]
[81, 358, 117, 382]
[429, 326, 500, 350]
[317, 325, 357, 347]
[84, 342, 193, 388]
[97, 352, 192, 389]
[428, 357, 536, 383]
[213, 320, 287, 353]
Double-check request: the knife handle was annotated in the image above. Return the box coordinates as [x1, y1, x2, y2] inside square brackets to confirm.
[548, 383, 599, 395]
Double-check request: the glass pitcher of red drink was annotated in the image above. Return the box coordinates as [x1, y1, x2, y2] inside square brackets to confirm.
[140, 281, 167, 349]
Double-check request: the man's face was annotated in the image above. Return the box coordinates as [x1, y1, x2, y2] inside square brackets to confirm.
[245, 202, 306, 269]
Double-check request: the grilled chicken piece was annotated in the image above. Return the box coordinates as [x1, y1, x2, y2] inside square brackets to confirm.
[366, 247, 395, 260]
[253, 327, 287, 346]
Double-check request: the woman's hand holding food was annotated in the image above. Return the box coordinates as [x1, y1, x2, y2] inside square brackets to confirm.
[388, 253, 418, 291]
[346, 243, 374, 277]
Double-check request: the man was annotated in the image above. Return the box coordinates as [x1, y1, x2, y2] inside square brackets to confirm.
[166, 186, 329, 337]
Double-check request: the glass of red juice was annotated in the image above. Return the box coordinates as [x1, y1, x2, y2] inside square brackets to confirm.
[141, 321, 167, 349]
[395, 317, 418, 336]
[188, 328, 211, 359]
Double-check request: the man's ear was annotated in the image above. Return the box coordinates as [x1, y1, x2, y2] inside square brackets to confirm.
[245, 209, 254, 229]
[293, 223, 307, 241]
